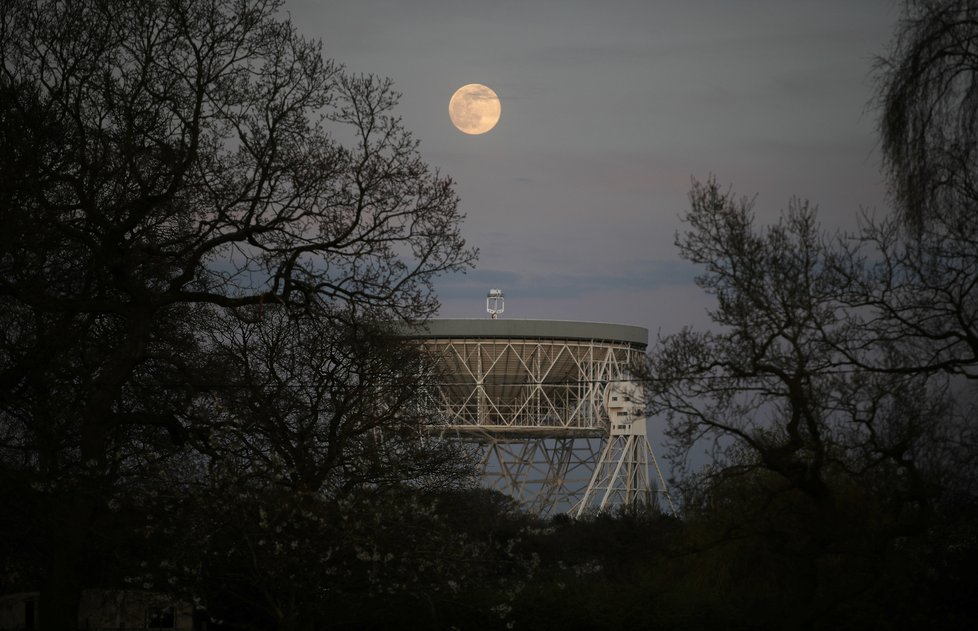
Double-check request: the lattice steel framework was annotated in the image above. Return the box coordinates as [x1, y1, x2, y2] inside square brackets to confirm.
[406, 320, 675, 517]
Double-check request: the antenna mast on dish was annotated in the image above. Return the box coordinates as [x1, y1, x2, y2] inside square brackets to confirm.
[487, 288, 504, 319]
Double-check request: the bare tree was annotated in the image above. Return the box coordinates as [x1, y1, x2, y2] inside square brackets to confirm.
[125, 306, 481, 629]
[653, 181, 907, 496]
[645, 178, 963, 626]
[638, 3, 978, 623]
[203, 306, 474, 498]
[831, 0, 978, 380]
[0, 0, 474, 626]
[836, 210, 978, 379]
[877, 0, 978, 229]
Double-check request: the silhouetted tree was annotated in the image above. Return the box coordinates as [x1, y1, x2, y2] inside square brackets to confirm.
[163, 309, 478, 628]
[824, 0, 978, 425]
[644, 178, 970, 627]
[202, 308, 472, 496]
[644, 2, 978, 609]
[0, 0, 475, 626]
[833, 0, 978, 381]
[877, 0, 978, 229]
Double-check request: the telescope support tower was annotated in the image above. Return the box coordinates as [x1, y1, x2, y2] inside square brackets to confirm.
[404, 319, 675, 517]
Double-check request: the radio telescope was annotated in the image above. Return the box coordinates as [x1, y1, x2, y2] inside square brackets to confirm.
[402, 294, 674, 517]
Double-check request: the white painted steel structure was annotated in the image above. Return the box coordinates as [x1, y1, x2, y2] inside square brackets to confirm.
[403, 319, 675, 517]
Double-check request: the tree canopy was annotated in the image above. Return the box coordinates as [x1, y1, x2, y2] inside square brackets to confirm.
[0, 0, 475, 627]
[877, 0, 978, 229]
[639, 1, 978, 621]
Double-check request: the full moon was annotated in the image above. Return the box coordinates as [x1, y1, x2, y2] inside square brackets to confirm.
[449, 84, 501, 135]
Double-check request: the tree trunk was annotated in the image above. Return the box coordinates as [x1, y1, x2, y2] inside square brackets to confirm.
[40, 372, 116, 631]
[40, 493, 95, 631]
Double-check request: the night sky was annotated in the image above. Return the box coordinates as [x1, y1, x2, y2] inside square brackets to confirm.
[287, 0, 898, 336]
